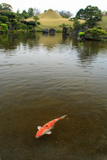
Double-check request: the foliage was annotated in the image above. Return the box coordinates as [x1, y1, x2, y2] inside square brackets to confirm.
[97, 26, 103, 29]
[85, 28, 107, 40]
[85, 5, 102, 23]
[0, 16, 8, 23]
[57, 10, 73, 18]
[0, 3, 12, 11]
[27, 25, 33, 29]
[28, 8, 34, 17]
[6, 22, 11, 29]
[28, 21, 36, 27]
[78, 32, 85, 37]
[59, 23, 71, 28]
[0, 11, 16, 20]
[0, 23, 8, 33]
[75, 5, 102, 28]
[18, 8, 39, 19]
[76, 9, 84, 19]
[37, 21, 40, 25]
[33, 16, 39, 21]
[70, 17, 78, 21]
[20, 23, 27, 29]
[21, 10, 29, 19]
[73, 20, 80, 30]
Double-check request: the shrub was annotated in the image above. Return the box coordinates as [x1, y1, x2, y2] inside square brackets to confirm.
[0, 16, 8, 23]
[0, 11, 16, 19]
[78, 32, 85, 37]
[97, 26, 103, 29]
[85, 28, 107, 40]
[27, 25, 33, 29]
[59, 23, 71, 28]
[0, 23, 8, 33]
[21, 23, 27, 29]
[33, 16, 39, 21]
[6, 22, 11, 29]
[28, 21, 36, 27]
[73, 20, 80, 30]
[37, 21, 40, 25]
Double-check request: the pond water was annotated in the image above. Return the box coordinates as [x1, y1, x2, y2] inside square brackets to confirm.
[0, 32, 107, 160]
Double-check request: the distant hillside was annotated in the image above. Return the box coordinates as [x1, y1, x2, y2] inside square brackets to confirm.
[25, 9, 84, 31]
[38, 9, 62, 19]
[97, 16, 107, 31]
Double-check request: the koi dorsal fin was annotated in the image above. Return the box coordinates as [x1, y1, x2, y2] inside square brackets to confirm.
[37, 126, 41, 130]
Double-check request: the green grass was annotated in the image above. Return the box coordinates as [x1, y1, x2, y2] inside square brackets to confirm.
[97, 16, 107, 31]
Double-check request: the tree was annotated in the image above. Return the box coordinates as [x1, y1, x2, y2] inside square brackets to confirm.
[33, 15, 39, 21]
[28, 8, 34, 17]
[0, 11, 16, 19]
[0, 3, 12, 11]
[0, 16, 8, 23]
[76, 5, 102, 28]
[58, 10, 73, 18]
[16, 9, 22, 20]
[33, 8, 41, 16]
[73, 20, 80, 30]
[21, 10, 28, 19]
[84, 5, 102, 21]
[76, 9, 84, 19]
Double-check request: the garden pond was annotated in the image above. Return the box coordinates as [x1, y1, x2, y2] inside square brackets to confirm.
[0, 32, 107, 160]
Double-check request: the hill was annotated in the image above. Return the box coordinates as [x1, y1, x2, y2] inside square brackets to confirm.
[38, 9, 62, 19]
[97, 16, 107, 31]
[25, 9, 84, 31]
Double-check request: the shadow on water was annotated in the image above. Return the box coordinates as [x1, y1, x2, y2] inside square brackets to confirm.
[0, 32, 107, 160]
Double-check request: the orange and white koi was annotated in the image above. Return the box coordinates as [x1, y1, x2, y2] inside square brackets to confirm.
[35, 115, 67, 138]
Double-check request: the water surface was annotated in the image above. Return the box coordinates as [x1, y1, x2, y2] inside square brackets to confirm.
[0, 33, 107, 160]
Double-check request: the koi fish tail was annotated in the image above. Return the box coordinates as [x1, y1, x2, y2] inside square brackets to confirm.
[60, 115, 67, 119]
[56, 115, 67, 121]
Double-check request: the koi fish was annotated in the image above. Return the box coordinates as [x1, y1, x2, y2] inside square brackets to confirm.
[35, 115, 67, 138]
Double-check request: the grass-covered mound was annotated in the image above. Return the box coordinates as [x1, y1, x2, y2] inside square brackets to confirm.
[38, 9, 62, 19]
[26, 9, 84, 31]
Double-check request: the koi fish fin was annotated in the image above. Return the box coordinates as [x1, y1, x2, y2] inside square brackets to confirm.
[37, 126, 41, 130]
[60, 115, 67, 119]
[46, 131, 52, 135]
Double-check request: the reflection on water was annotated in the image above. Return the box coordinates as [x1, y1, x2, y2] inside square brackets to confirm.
[0, 33, 107, 160]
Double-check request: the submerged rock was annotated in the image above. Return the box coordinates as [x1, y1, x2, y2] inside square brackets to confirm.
[49, 28, 55, 35]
